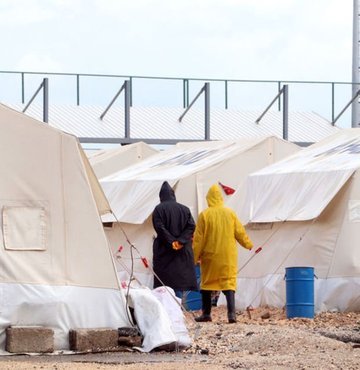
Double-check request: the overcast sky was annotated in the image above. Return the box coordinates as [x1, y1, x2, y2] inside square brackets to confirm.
[0, 0, 354, 127]
[1, 0, 352, 81]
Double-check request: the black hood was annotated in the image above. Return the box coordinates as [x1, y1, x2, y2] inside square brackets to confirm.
[159, 181, 176, 202]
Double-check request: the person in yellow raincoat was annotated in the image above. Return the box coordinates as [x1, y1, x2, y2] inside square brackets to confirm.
[193, 184, 253, 323]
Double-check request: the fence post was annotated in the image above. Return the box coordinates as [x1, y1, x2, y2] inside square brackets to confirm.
[225, 80, 228, 109]
[282, 84, 288, 140]
[129, 77, 133, 107]
[76, 75, 80, 106]
[124, 80, 130, 138]
[43, 78, 49, 123]
[204, 82, 210, 140]
[21, 72, 25, 104]
[278, 81, 282, 111]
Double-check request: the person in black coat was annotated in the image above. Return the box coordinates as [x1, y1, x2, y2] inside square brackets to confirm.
[152, 181, 198, 298]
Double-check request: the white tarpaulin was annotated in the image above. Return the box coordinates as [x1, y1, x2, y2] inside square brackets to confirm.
[231, 128, 360, 312]
[0, 103, 131, 351]
[96, 137, 300, 289]
[243, 131, 360, 222]
[101, 139, 276, 224]
[89, 142, 158, 179]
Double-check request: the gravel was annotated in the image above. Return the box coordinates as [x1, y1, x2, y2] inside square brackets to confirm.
[0, 306, 359, 369]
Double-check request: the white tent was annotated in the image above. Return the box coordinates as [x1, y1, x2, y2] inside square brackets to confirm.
[89, 142, 158, 179]
[232, 128, 360, 312]
[0, 103, 132, 351]
[99, 137, 300, 287]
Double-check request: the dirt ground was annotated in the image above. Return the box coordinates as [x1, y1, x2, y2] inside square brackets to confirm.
[0, 306, 359, 369]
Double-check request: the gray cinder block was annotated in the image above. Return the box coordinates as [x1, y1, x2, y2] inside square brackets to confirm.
[69, 328, 119, 352]
[6, 326, 54, 353]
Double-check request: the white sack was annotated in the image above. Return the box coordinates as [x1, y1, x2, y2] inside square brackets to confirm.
[128, 288, 177, 352]
[151, 287, 192, 348]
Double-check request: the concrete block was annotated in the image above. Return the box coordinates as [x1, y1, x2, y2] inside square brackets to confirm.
[69, 328, 119, 352]
[118, 327, 140, 337]
[6, 326, 54, 353]
[118, 335, 142, 347]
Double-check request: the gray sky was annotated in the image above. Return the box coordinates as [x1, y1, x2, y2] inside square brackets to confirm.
[0, 0, 354, 126]
[1, 0, 352, 80]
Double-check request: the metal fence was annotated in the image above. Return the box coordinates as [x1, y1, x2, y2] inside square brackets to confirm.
[0, 70, 357, 128]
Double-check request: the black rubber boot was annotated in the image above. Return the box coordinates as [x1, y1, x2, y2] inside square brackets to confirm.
[224, 290, 236, 323]
[211, 291, 220, 306]
[195, 290, 212, 322]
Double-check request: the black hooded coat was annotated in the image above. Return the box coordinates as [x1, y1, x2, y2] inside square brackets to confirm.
[152, 182, 197, 291]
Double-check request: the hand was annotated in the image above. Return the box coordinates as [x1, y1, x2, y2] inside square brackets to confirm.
[172, 241, 183, 250]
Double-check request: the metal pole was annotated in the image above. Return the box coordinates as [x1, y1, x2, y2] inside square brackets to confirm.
[255, 87, 284, 124]
[332, 83, 335, 122]
[22, 81, 44, 113]
[282, 84, 288, 140]
[100, 83, 125, 120]
[333, 89, 360, 124]
[43, 78, 49, 123]
[124, 80, 130, 138]
[76, 74, 80, 106]
[204, 82, 210, 140]
[183, 79, 186, 108]
[225, 80, 228, 109]
[186, 79, 189, 107]
[352, 0, 360, 127]
[129, 76, 133, 107]
[21, 72, 25, 104]
[178, 84, 205, 122]
[278, 81, 281, 111]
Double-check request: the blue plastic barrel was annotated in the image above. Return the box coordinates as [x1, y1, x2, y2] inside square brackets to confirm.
[184, 265, 202, 311]
[285, 266, 314, 319]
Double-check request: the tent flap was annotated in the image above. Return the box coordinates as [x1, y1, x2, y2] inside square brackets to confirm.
[243, 131, 360, 223]
[244, 170, 355, 222]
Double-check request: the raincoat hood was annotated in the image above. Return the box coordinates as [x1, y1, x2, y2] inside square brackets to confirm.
[159, 181, 176, 202]
[206, 184, 224, 207]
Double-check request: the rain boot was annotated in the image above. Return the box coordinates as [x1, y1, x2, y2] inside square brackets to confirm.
[195, 290, 212, 322]
[224, 290, 236, 323]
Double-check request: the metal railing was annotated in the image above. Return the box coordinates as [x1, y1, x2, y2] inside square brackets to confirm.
[100, 80, 131, 138]
[178, 82, 210, 140]
[22, 77, 49, 123]
[332, 89, 360, 125]
[0, 70, 358, 119]
[1, 70, 360, 144]
[256, 85, 289, 140]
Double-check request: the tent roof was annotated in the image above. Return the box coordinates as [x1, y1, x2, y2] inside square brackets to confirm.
[89, 141, 158, 178]
[101, 136, 294, 223]
[242, 128, 360, 222]
[0, 103, 111, 215]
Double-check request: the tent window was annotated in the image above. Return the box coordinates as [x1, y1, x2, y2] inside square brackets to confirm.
[2, 206, 47, 251]
[247, 222, 273, 230]
[103, 222, 114, 228]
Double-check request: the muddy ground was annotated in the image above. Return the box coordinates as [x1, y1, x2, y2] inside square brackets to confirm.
[0, 306, 359, 369]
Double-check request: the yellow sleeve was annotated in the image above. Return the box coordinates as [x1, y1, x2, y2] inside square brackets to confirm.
[233, 212, 253, 250]
[193, 212, 205, 263]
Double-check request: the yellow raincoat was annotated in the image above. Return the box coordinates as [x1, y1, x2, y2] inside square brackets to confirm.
[193, 184, 253, 291]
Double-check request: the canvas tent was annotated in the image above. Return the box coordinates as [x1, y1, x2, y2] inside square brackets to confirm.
[98, 137, 300, 287]
[89, 141, 158, 179]
[0, 103, 134, 351]
[230, 128, 360, 312]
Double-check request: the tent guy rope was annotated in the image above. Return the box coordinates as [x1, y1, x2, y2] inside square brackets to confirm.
[110, 211, 202, 339]
[242, 218, 319, 316]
